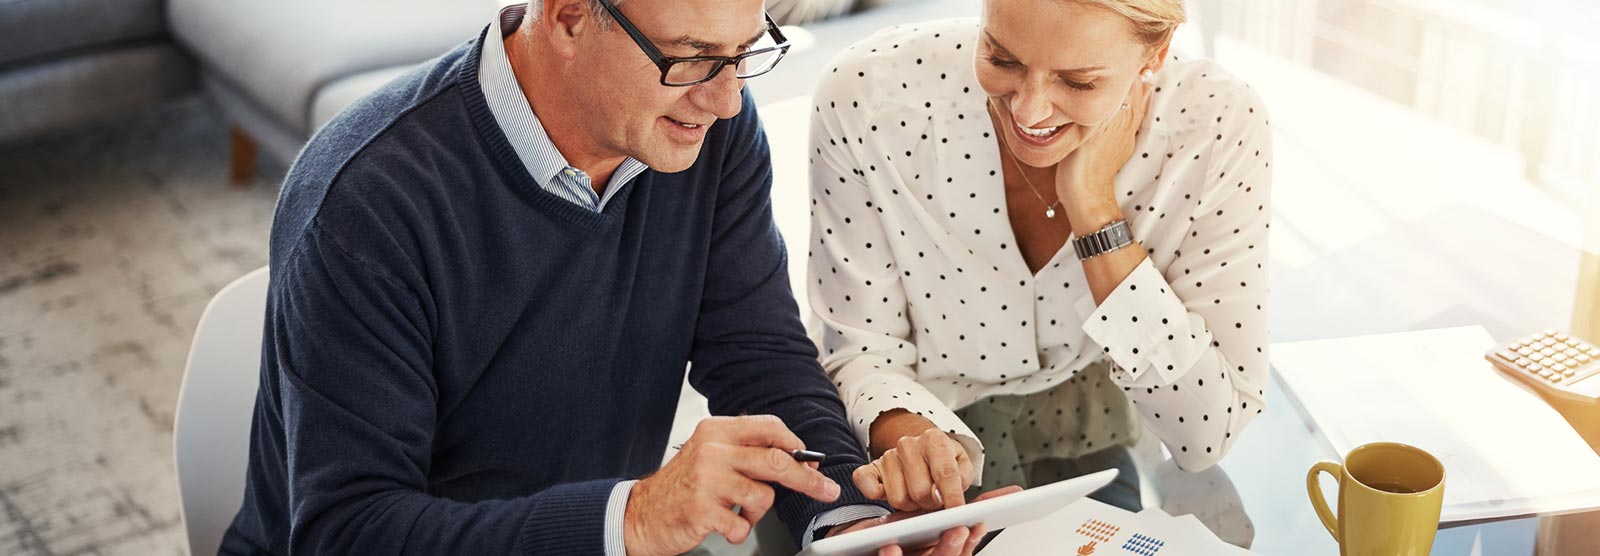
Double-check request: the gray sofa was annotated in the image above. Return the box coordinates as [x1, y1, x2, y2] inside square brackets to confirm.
[1, 0, 493, 181]
[166, 0, 491, 177]
[0, 0, 196, 145]
[0, 0, 888, 181]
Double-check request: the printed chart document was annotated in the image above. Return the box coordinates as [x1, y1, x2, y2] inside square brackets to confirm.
[1272, 326, 1600, 523]
[981, 497, 1254, 556]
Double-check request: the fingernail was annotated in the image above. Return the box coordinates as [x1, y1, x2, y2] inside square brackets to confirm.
[825, 480, 841, 498]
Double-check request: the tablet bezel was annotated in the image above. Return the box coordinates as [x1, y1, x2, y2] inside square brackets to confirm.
[797, 468, 1119, 556]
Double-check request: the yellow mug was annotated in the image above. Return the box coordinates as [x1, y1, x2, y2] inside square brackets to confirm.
[1306, 442, 1446, 556]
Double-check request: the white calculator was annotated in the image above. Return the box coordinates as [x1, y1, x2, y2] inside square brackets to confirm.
[1485, 329, 1600, 403]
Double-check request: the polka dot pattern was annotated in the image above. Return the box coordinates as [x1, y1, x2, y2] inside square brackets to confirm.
[806, 18, 1274, 476]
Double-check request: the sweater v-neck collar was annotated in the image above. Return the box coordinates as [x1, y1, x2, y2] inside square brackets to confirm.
[457, 24, 644, 233]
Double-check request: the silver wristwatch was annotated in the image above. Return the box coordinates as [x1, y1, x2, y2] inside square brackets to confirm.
[1072, 220, 1133, 260]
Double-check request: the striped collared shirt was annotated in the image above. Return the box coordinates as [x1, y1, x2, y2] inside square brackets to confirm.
[479, 4, 648, 212]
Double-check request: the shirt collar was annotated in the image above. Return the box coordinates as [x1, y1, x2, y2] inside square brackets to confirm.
[478, 3, 648, 208]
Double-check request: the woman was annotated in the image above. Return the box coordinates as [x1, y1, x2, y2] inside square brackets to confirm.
[807, 0, 1271, 513]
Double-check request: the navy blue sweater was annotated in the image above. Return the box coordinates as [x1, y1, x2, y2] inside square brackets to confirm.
[220, 31, 881, 555]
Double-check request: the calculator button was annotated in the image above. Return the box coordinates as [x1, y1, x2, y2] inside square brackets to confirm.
[1530, 363, 1545, 372]
[1544, 328, 1559, 335]
[1556, 333, 1571, 341]
[1542, 339, 1558, 347]
[1519, 347, 1535, 356]
[1566, 339, 1581, 347]
[1551, 375, 1565, 383]
[1565, 348, 1580, 357]
[1517, 357, 1533, 366]
[1589, 348, 1600, 357]
[1540, 347, 1557, 357]
[1541, 357, 1557, 367]
[1554, 363, 1569, 372]
[1563, 368, 1576, 377]
[1537, 369, 1553, 378]
[1579, 354, 1593, 364]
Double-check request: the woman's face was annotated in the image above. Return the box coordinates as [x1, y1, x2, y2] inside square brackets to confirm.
[976, 0, 1159, 168]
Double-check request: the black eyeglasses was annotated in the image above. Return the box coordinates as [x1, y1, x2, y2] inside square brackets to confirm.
[596, 0, 791, 87]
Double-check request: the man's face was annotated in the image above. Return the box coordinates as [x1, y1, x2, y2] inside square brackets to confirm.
[573, 0, 770, 173]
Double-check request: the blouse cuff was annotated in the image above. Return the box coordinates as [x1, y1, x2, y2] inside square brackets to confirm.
[1077, 258, 1209, 385]
[843, 370, 989, 485]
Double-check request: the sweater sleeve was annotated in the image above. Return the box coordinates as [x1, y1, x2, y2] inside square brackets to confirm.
[688, 89, 891, 544]
[270, 223, 618, 555]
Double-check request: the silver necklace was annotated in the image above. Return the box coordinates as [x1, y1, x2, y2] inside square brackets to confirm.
[989, 102, 1060, 219]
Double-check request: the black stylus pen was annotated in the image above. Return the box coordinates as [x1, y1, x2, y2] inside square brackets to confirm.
[789, 449, 827, 462]
[670, 444, 827, 462]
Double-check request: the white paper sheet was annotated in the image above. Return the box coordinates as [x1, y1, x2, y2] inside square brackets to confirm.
[1271, 326, 1600, 523]
[980, 498, 1255, 556]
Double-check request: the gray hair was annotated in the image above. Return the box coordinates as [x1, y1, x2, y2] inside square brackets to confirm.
[527, 0, 625, 30]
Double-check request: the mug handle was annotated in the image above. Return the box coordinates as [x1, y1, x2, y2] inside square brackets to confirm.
[1306, 461, 1343, 540]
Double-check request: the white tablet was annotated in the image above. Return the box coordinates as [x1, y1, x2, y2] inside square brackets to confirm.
[798, 468, 1118, 556]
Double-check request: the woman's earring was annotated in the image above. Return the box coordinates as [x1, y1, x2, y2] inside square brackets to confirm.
[1140, 68, 1154, 83]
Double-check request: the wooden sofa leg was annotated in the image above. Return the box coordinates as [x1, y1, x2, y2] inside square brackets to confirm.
[229, 126, 258, 186]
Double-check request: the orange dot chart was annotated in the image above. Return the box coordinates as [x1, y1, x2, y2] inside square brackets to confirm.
[1076, 519, 1120, 543]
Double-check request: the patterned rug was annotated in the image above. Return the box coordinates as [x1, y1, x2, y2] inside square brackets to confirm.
[0, 96, 283, 555]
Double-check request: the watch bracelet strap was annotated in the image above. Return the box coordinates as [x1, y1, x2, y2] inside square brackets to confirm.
[1073, 220, 1133, 260]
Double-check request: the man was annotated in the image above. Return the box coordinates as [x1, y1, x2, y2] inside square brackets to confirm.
[219, 0, 1001, 554]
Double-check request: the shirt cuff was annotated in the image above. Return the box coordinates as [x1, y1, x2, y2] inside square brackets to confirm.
[604, 480, 637, 556]
[801, 504, 894, 547]
[840, 372, 988, 485]
[1078, 258, 1208, 385]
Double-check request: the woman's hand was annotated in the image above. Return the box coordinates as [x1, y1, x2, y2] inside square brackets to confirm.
[1055, 78, 1152, 220]
[856, 420, 975, 511]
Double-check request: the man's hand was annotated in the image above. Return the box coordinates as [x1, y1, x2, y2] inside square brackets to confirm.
[623, 415, 841, 556]
[824, 485, 1024, 556]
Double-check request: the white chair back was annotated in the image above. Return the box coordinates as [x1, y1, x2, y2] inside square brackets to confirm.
[173, 266, 269, 556]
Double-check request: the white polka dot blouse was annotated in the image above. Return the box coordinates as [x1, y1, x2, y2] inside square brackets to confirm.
[806, 18, 1274, 477]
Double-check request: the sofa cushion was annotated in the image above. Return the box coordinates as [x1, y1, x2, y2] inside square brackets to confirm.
[167, 0, 492, 136]
[0, 0, 169, 67]
[310, 66, 414, 133]
[0, 43, 195, 144]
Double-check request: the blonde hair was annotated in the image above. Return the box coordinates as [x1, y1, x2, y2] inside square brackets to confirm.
[1069, 0, 1186, 49]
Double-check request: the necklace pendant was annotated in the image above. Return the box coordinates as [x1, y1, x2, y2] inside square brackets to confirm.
[1045, 207, 1057, 219]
